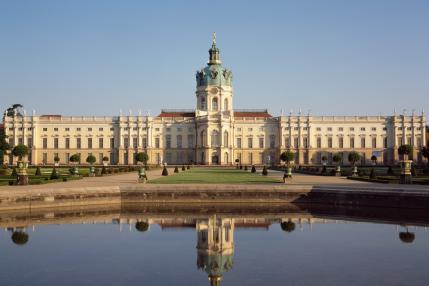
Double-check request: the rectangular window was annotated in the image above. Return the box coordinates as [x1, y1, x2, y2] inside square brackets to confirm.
[99, 153, 103, 164]
[294, 137, 299, 148]
[327, 127, 332, 132]
[88, 128, 92, 131]
[259, 137, 264, 148]
[361, 137, 366, 148]
[65, 138, 70, 148]
[328, 137, 332, 148]
[88, 138, 93, 149]
[155, 138, 160, 148]
[350, 137, 355, 148]
[361, 127, 366, 131]
[142, 137, 147, 148]
[350, 127, 355, 131]
[54, 128, 58, 132]
[99, 138, 104, 149]
[339, 137, 344, 148]
[417, 137, 422, 148]
[269, 135, 275, 148]
[43, 128, 48, 132]
[54, 138, 59, 149]
[316, 127, 321, 131]
[284, 137, 290, 148]
[187, 135, 194, 148]
[247, 137, 253, 148]
[124, 137, 129, 148]
[165, 135, 171, 148]
[133, 137, 138, 148]
[43, 138, 48, 149]
[316, 137, 321, 148]
[77, 128, 81, 132]
[384, 137, 388, 148]
[27, 138, 33, 148]
[42, 153, 47, 164]
[110, 138, 115, 148]
[237, 138, 242, 148]
[338, 127, 343, 131]
[303, 137, 308, 148]
[99, 127, 103, 131]
[65, 153, 70, 164]
[18, 137, 23, 145]
[372, 137, 377, 148]
[177, 135, 182, 148]
[77, 137, 81, 149]
[65, 128, 70, 132]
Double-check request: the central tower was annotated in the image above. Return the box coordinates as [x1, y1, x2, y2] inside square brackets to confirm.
[195, 33, 233, 116]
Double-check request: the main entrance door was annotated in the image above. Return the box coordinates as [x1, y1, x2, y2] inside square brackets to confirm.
[211, 153, 219, 165]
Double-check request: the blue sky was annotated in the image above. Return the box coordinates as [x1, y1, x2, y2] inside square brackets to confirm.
[1, 0, 428, 116]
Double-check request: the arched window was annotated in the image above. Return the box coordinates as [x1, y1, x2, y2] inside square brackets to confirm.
[224, 98, 229, 110]
[224, 152, 229, 164]
[223, 131, 229, 147]
[200, 97, 206, 109]
[211, 130, 220, 147]
[212, 97, 218, 111]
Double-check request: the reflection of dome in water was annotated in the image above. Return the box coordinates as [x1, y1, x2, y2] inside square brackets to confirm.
[11, 231, 29, 245]
[399, 231, 415, 243]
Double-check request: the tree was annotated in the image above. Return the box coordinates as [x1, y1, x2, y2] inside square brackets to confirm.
[348, 152, 361, 166]
[0, 126, 10, 165]
[399, 230, 415, 244]
[69, 154, 80, 164]
[398, 144, 413, 160]
[12, 144, 29, 160]
[54, 156, 60, 163]
[174, 166, 179, 173]
[5, 104, 24, 117]
[86, 155, 96, 165]
[280, 151, 295, 167]
[135, 152, 149, 166]
[333, 154, 342, 165]
[280, 220, 296, 233]
[103, 156, 109, 163]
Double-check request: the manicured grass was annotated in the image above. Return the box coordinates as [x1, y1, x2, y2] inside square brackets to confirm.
[149, 167, 280, 184]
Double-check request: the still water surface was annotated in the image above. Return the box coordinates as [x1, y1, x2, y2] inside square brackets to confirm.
[0, 205, 428, 286]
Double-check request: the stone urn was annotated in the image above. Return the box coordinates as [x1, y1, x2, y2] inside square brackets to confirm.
[335, 165, 342, 176]
[89, 166, 96, 177]
[400, 160, 412, 184]
[351, 166, 358, 177]
[16, 161, 29, 185]
[283, 164, 293, 183]
[138, 167, 147, 183]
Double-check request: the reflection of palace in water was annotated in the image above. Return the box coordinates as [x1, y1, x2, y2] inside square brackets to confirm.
[1, 204, 428, 285]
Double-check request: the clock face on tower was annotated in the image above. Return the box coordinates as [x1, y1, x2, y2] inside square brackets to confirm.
[210, 87, 218, 94]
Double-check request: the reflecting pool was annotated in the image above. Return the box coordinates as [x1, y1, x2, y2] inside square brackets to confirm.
[0, 204, 428, 286]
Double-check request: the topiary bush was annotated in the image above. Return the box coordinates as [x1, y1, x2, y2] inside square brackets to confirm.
[182, 165, 185, 171]
[135, 221, 149, 232]
[162, 166, 168, 176]
[187, 165, 190, 170]
[262, 165, 268, 176]
[280, 220, 296, 232]
[50, 168, 59, 180]
[251, 165, 256, 173]
[11, 231, 29, 245]
[35, 166, 42, 176]
[244, 165, 248, 171]
[174, 166, 179, 173]
[239, 165, 243, 170]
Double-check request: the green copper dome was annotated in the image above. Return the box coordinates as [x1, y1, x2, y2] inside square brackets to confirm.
[196, 38, 233, 87]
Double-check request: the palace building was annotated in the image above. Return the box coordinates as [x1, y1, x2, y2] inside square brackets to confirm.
[2, 36, 427, 166]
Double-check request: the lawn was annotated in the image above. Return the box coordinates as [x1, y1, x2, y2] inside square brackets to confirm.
[149, 167, 281, 184]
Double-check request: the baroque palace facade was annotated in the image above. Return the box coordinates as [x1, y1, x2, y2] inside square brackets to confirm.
[2, 37, 427, 166]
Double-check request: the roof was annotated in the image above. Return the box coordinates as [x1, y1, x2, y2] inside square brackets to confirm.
[158, 109, 195, 118]
[40, 115, 62, 119]
[234, 109, 271, 118]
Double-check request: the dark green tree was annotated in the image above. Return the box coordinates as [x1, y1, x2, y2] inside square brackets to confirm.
[135, 222, 149, 232]
[162, 166, 169, 176]
[398, 144, 413, 160]
[86, 155, 96, 165]
[348, 152, 361, 166]
[12, 144, 29, 161]
[262, 165, 268, 176]
[135, 152, 149, 166]
[280, 220, 296, 232]
[50, 167, 59, 180]
[11, 231, 29, 245]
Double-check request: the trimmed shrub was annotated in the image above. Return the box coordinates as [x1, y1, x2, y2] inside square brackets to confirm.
[251, 165, 256, 173]
[62, 177, 68, 182]
[135, 221, 149, 232]
[182, 165, 186, 171]
[174, 166, 179, 173]
[370, 168, 376, 179]
[162, 166, 169, 176]
[50, 168, 59, 180]
[8, 180, 14, 186]
[86, 155, 96, 165]
[239, 165, 243, 170]
[187, 165, 190, 170]
[244, 165, 248, 171]
[11, 231, 29, 245]
[262, 165, 268, 176]
[35, 166, 42, 176]
[280, 221, 296, 232]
